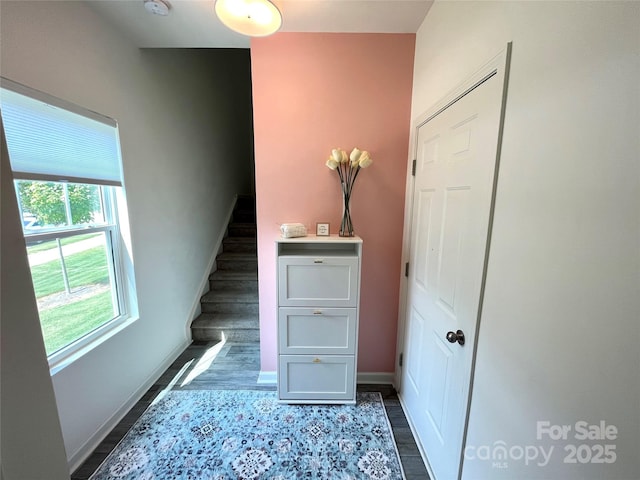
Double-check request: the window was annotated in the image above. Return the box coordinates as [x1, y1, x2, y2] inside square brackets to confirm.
[1, 78, 135, 365]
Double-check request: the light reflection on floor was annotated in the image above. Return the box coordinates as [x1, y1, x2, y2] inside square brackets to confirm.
[149, 336, 227, 405]
[179, 335, 227, 387]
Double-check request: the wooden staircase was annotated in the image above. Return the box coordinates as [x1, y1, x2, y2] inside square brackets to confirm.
[191, 195, 259, 343]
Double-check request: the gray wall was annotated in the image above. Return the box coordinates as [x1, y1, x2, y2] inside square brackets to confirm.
[0, 0, 253, 473]
[407, 2, 640, 479]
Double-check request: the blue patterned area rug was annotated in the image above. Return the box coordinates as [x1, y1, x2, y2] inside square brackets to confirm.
[89, 390, 405, 480]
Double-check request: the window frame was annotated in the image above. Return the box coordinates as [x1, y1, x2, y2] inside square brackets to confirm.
[1, 78, 136, 371]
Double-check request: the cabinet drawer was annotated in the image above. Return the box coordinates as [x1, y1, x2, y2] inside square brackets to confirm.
[278, 307, 357, 355]
[278, 355, 355, 401]
[278, 256, 359, 307]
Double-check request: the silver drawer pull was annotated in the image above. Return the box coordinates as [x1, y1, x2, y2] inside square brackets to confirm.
[313, 259, 324, 263]
[313, 310, 323, 315]
[312, 358, 321, 363]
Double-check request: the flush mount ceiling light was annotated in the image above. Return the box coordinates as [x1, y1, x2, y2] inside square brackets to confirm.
[144, 0, 170, 16]
[215, 0, 282, 37]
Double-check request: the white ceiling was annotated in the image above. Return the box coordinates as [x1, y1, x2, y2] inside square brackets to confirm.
[87, 0, 433, 48]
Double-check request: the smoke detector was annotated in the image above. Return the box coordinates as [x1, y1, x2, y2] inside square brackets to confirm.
[144, 0, 170, 16]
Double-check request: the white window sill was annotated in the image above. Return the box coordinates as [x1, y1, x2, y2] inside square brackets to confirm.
[49, 314, 139, 376]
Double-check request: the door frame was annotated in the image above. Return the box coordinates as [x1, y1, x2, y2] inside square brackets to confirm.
[394, 43, 512, 479]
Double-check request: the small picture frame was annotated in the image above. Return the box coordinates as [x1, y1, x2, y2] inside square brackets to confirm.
[316, 222, 330, 236]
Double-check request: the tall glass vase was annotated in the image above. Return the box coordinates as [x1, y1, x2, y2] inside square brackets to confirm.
[339, 188, 354, 237]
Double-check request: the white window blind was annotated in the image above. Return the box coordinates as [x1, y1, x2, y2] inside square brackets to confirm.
[0, 79, 123, 186]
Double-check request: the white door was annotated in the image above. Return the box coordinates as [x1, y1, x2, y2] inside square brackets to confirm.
[401, 64, 506, 480]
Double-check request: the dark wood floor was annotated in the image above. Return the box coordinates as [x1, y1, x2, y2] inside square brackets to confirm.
[71, 341, 429, 479]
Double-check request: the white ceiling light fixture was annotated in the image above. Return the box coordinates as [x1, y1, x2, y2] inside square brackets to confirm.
[214, 0, 282, 37]
[144, 0, 170, 16]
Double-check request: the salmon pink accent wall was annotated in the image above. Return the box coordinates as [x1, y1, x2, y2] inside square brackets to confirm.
[251, 33, 415, 373]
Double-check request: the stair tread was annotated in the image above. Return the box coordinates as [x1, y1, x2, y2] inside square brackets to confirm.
[228, 222, 256, 228]
[192, 315, 259, 330]
[222, 237, 257, 252]
[201, 303, 259, 314]
[236, 194, 255, 202]
[227, 226, 257, 238]
[208, 282, 257, 289]
[210, 282, 258, 292]
[227, 232, 256, 238]
[216, 252, 257, 260]
[191, 329, 259, 343]
[196, 312, 258, 320]
[192, 313, 260, 342]
[224, 236, 256, 243]
[201, 290, 258, 303]
[209, 270, 258, 281]
[208, 284, 258, 293]
[193, 319, 258, 328]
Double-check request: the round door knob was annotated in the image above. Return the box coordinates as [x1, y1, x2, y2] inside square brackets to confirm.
[446, 330, 465, 346]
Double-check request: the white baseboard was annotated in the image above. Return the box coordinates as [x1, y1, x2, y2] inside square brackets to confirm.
[67, 339, 190, 472]
[357, 372, 395, 384]
[257, 371, 277, 385]
[256, 371, 395, 386]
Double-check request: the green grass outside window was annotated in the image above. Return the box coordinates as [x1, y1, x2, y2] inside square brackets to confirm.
[40, 291, 114, 356]
[28, 243, 117, 356]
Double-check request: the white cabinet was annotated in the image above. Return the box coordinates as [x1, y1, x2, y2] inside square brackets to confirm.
[276, 235, 362, 404]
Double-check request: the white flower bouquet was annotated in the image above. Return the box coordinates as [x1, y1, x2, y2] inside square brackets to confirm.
[326, 147, 373, 236]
